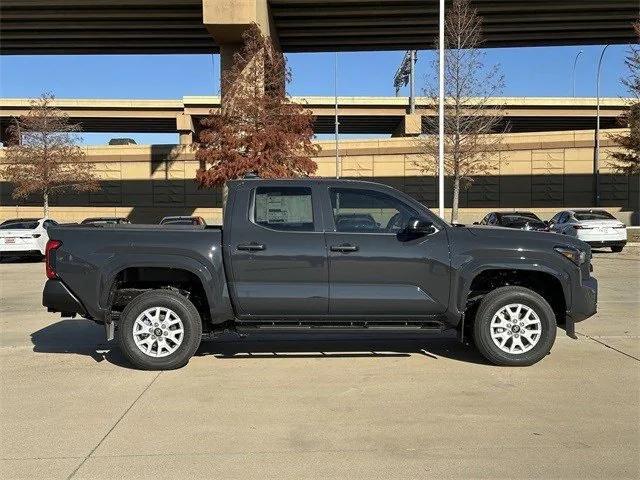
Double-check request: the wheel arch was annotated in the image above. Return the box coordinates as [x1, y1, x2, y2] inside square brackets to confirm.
[458, 264, 569, 325]
[100, 255, 234, 326]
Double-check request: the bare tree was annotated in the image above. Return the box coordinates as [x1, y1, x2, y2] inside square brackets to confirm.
[2, 93, 100, 217]
[196, 24, 319, 187]
[609, 22, 640, 175]
[418, 0, 505, 223]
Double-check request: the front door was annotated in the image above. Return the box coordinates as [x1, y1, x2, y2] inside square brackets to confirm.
[323, 186, 450, 318]
[226, 184, 328, 318]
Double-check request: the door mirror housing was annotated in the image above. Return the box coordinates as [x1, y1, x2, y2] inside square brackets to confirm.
[404, 218, 437, 236]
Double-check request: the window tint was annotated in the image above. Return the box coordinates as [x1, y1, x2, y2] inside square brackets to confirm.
[254, 186, 314, 231]
[43, 220, 57, 229]
[574, 211, 616, 221]
[330, 188, 417, 233]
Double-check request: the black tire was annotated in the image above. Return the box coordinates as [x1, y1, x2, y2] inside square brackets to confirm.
[472, 286, 557, 366]
[611, 246, 624, 253]
[116, 289, 202, 370]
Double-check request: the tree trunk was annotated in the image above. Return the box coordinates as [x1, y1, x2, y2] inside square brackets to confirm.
[451, 175, 460, 223]
[43, 190, 49, 218]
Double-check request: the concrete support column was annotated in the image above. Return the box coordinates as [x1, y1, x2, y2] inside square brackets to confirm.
[176, 113, 194, 145]
[202, 0, 279, 100]
[392, 114, 422, 137]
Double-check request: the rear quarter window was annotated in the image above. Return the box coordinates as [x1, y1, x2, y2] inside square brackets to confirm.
[253, 186, 314, 231]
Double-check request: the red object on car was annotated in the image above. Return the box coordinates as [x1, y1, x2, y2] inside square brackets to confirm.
[45, 239, 62, 279]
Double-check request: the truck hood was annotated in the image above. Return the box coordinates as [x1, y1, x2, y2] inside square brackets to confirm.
[464, 225, 588, 251]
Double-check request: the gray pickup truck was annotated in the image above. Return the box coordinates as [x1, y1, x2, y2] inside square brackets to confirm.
[43, 178, 597, 370]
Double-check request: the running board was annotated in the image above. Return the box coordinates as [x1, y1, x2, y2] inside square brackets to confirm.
[234, 321, 445, 333]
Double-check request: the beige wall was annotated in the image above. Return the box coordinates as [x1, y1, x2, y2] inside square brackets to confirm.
[1, 130, 638, 225]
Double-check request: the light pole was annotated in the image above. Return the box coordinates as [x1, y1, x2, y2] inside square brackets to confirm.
[334, 52, 340, 179]
[438, 0, 445, 219]
[594, 44, 610, 207]
[571, 50, 583, 97]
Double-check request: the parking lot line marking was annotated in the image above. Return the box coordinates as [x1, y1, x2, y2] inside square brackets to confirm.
[66, 371, 162, 480]
[577, 333, 640, 362]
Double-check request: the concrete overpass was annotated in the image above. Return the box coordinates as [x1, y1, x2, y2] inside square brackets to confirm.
[1, 0, 637, 55]
[0, 96, 628, 144]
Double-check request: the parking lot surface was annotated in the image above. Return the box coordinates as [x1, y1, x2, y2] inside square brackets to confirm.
[1, 247, 639, 479]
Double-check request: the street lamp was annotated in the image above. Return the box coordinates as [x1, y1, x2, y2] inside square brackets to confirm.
[594, 44, 610, 207]
[571, 50, 583, 97]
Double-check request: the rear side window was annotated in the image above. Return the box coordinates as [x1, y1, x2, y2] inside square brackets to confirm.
[574, 211, 615, 221]
[253, 186, 314, 231]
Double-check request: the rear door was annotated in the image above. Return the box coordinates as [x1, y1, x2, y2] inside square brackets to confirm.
[225, 183, 329, 319]
[322, 185, 450, 318]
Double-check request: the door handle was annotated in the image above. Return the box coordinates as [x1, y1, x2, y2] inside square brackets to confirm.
[330, 243, 359, 253]
[237, 242, 265, 251]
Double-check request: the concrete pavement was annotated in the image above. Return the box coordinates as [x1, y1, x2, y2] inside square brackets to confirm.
[1, 248, 638, 479]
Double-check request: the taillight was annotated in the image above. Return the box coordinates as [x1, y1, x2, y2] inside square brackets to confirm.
[45, 240, 62, 279]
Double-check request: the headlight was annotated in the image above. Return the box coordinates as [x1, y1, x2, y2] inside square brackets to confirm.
[554, 246, 586, 265]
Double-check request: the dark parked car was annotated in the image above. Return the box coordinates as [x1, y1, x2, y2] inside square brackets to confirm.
[159, 216, 206, 226]
[81, 217, 131, 226]
[477, 212, 549, 231]
[43, 178, 597, 370]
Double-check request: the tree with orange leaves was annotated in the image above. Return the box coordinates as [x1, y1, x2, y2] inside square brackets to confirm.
[196, 24, 319, 187]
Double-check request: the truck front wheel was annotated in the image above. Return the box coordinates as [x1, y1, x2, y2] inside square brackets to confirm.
[116, 290, 203, 370]
[472, 286, 557, 366]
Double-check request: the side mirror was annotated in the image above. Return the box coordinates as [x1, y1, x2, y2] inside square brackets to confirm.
[473, 221, 480, 225]
[404, 218, 437, 236]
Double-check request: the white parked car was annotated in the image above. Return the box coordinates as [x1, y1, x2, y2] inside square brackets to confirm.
[0, 218, 58, 258]
[549, 210, 627, 252]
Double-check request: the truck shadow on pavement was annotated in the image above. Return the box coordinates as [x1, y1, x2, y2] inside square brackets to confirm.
[30, 320, 490, 368]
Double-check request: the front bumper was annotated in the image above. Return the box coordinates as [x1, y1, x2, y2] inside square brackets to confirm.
[567, 276, 598, 324]
[42, 279, 88, 317]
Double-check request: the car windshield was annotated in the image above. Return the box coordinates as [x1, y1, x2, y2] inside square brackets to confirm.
[574, 211, 615, 221]
[0, 220, 39, 229]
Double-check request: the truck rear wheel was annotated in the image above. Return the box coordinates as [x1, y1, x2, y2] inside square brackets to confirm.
[116, 290, 202, 370]
[472, 286, 556, 366]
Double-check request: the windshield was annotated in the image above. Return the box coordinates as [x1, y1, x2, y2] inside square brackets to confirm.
[574, 211, 615, 221]
[0, 220, 39, 230]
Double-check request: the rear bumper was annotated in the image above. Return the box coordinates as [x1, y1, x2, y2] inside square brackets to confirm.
[567, 276, 598, 324]
[0, 246, 43, 255]
[586, 240, 626, 248]
[42, 279, 88, 317]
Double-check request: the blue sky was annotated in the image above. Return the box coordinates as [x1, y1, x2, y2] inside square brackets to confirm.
[0, 44, 633, 144]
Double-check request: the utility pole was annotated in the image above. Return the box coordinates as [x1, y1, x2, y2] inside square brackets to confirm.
[594, 44, 610, 207]
[438, 0, 445, 219]
[334, 52, 340, 179]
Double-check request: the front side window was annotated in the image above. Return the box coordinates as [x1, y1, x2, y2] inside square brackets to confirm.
[330, 188, 418, 233]
[253, 186, 314, 231]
